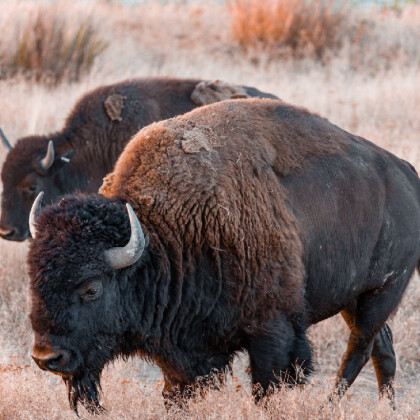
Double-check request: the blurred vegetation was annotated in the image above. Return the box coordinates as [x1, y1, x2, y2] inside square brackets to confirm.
[226, 0, 349, 59]
[0, 11, 108, 85]
[0, 0, 418, 84]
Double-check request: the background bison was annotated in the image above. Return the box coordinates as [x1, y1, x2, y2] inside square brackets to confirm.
[28, 99, 420, 414]
[0, 77, 277, 241]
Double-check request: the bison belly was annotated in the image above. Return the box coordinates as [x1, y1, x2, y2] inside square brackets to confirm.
[282, 140, 420, 325]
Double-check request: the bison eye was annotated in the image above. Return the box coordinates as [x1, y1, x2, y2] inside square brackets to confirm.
[86, 288, 97, 296]
[78, 280, 103, 303]
[22, 184, 37, 196]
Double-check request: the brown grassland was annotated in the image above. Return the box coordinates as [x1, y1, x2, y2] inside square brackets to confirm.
[0, 0, 419, 418]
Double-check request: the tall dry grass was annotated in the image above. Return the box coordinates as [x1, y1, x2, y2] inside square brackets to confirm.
[226, 0, 420, 68]
[226, 0, 349, 58]
[0, 0, 419, 418]
[0, 3, 108, 84]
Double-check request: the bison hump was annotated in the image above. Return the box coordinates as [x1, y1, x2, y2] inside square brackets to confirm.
[190, 80, 250, 106]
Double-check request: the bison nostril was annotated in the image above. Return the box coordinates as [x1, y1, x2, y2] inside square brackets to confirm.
[32, 350, 70, 373]
[44, 353, 63, 371]
[0, 225, 28, 241]
[0, 226, 15, 239]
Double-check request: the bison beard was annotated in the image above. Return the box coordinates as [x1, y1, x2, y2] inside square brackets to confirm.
[62, 345, 112, 415]
[65, 371, 104, 415]
[63, 336, 128, 414]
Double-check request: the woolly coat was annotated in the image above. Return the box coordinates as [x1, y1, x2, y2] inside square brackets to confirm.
[99, 98, 350, 332]
[28, 98, 420, 413]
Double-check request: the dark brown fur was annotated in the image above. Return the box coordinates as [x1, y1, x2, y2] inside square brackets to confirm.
[0, 79, 277, 241]
[100, 99, 349, 320]
[29, 99, 420, 413]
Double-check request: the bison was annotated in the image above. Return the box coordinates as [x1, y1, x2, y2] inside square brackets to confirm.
[0, 78, 277, 241]
[28, 99, 420, 414]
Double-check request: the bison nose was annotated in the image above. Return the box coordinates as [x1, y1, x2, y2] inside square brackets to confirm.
[0, 224, 28, 241]
[32, 346, 70, 373]
[0, 224, 15, 239]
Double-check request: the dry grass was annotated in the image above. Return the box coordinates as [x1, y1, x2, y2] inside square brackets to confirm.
[0, 4, 108, 85]
[226, 0, 349, 58]
[1, 362, 420, 419]
[0, 0, 419, 418]
[226, 0, 420, 67]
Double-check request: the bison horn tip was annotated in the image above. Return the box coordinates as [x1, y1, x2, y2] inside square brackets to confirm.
[40, 140, 55, 170]
[29, 192, 44, 239]
[105, 203, 146, 269]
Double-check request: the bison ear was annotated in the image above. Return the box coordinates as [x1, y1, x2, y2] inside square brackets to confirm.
[60, 149, 74, 163]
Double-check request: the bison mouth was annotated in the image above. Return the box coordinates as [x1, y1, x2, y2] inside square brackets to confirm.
[63, 371, 105, 415]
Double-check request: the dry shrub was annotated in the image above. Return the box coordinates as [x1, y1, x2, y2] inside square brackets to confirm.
[1, 8, 108, 85]
[226, 0, 349, 58]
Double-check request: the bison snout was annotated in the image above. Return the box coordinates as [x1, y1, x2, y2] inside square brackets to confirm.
[32, 345, 71, 374]
[0, 224, 28, 241]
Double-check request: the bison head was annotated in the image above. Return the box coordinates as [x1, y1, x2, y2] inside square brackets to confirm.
[28, 193, 146, 414]
[0, 132, 74, 241]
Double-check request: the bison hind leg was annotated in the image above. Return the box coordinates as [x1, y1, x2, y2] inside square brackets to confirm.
[247, 315, 312, 401]
[333, 266, 413, 407]
[341, 305, 396, 408]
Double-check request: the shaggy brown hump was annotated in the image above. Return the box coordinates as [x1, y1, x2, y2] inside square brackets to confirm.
[100, 99, 349, 320]
[190, 80, 250, 106]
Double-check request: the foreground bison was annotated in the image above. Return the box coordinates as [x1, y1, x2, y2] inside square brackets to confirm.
[0, 78, 276, 241]
[28, 99, 420, 414]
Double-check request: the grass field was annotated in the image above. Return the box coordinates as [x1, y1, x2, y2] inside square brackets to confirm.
[0, 0, 419, 418]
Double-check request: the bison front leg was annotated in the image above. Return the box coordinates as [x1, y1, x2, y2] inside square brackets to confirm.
[161, 375, 193, 411]
[160, 352, 232, 410]
[247, 315, 312, 402]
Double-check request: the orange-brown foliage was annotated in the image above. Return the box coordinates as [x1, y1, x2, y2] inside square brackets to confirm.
[226, 0, 348, 57]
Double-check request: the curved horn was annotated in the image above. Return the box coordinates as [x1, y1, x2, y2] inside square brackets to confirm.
[29, 192, 44, 239]
[0, 128, 13, 151]
[105, 203, 146, 269]
[40, 140, 55, 170]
